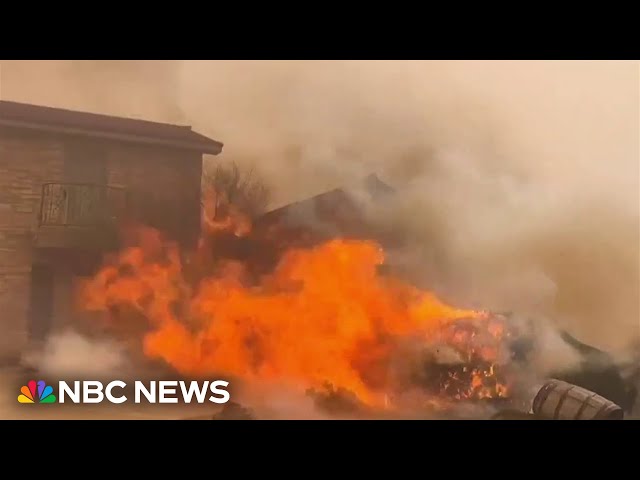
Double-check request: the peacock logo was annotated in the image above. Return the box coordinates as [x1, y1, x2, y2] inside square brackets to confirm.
[18, 380, 56, 404]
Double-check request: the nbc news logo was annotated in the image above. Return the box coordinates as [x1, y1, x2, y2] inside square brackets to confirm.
[17, 379, 230, 405]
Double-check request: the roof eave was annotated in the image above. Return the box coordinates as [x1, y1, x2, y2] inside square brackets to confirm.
[0, 118, 224, 155]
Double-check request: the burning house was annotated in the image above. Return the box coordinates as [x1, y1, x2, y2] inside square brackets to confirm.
[0, 100, 222, 363]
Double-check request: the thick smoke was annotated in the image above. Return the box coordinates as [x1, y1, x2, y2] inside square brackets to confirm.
[2, 60, 638, 359]
[183, 60, 640, 358]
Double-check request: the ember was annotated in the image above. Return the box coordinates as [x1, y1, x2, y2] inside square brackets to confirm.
[433, 316, 512, 400]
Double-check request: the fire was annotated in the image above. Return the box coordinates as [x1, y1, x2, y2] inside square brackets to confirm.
[201, 188, 252, 237]
[78, 213, 512, 411]
[436, 315, 512, 400]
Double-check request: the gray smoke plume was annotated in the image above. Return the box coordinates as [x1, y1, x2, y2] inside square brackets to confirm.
[2, 60, 637, 361]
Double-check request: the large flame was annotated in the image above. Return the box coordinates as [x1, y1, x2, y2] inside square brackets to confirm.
[78, 209, 511, 411]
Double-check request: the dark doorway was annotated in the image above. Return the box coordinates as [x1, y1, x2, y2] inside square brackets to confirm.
[28, 263, 54, 342]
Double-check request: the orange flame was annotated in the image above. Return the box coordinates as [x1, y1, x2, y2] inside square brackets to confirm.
[201, 188, 252, 237]
[78, 219, 510, 410]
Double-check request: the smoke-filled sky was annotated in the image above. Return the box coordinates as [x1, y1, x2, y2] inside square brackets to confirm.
[1, 60, 638, 354]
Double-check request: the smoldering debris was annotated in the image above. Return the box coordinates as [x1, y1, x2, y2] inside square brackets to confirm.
[489, 320, 638, 419]
[499, 314, 639, 415]
[179, 319, 637, 420]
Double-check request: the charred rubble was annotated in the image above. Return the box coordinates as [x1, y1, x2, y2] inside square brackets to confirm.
[491, 314, 638, 419]
[308, 313, 638, 419]
[187, 312, 636, 420]
[506, 320, 637, 415]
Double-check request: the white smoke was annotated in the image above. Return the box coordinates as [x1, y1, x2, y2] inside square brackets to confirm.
[25, 330, 129, 378]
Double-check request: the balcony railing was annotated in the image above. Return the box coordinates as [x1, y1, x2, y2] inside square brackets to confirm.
[39, 183, 129, 228]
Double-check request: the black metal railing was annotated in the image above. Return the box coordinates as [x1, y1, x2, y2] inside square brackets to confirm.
[39, 183, 129, 227]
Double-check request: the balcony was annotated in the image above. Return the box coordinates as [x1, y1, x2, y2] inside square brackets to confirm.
[34, 183, 129, 250]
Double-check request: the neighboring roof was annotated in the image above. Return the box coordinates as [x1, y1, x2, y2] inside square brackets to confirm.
[361, 173, 396, 199]
[257, 187, 353, 226]
[0, 100, 223, 154]
[258, 174, 395, 224]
